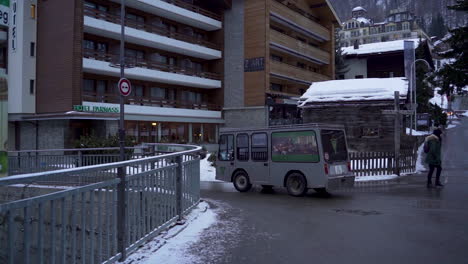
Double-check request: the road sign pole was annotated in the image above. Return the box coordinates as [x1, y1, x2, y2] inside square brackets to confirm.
[117, 0, 128, 261]
[394, 91, 401, 176]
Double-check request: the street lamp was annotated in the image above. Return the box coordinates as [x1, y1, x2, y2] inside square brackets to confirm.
[410, 58, 431, 134]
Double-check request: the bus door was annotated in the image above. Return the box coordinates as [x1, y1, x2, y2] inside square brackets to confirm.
[217, 134, 235, 181]
[249, 133, 269, 183]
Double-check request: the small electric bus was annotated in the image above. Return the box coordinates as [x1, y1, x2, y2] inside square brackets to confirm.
[215, 124, 355, 196]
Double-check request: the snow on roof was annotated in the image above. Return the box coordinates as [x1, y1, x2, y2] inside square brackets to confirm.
[352, 6, 366, 12]
[356, 17, 371, 25]
[298, 78, 408, 106]
[342, 39, 421, 56]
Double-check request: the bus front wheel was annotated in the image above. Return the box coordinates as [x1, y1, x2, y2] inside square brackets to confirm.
[286, 173, 307, 197]
[233, 171, 252, 192]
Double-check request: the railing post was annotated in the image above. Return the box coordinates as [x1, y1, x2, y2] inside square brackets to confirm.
[78, 151, 83, 167]
[117, 165, 128, 260]
[175, 155, 184, 224]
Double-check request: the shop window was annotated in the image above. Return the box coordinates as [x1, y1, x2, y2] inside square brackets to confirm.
[236, 134, 249, 161]
[139, 122, 150, 143]
[272, 131, 319, 163]
[203, 124, 216, 143]
[251, 133, 268, 161]
[218, 134, 234, 161]
[150, 122, 159, 143]
[192, 123, 202, 143]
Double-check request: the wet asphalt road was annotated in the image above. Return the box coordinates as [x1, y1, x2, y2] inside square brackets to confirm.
[191, 117, 468, 264]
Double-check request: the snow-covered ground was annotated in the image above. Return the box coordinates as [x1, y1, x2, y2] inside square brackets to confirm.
[124, 201, 217, 264]
[462, 111, 468, 117]
[355, 174, 398, 182]
[200, 154, 220, 182]
[406, 128, 431, 136]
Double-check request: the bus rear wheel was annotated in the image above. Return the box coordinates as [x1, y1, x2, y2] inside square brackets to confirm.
[233, 171, 252, 192]
[286, 173, 307, 197]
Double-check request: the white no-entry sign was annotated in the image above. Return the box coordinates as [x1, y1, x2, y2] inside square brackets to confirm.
[118, 78, 132, 96]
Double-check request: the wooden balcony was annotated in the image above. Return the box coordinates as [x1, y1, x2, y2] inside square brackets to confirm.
[270, 0, 330, 42]
[270, 60, 330, 84]
[161, 0, 222, 21]
[270, 29, 330, 64]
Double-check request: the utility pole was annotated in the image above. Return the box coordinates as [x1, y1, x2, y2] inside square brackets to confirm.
[117, 0, 127, 260]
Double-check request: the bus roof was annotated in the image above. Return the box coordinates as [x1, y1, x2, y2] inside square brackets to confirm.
[219, 123, 345, 133]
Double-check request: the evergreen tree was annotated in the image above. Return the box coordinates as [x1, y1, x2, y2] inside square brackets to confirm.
[435, 0, 468, 96]
[334, 30, 349, 79]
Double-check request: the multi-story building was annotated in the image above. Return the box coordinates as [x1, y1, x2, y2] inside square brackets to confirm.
[223, 0, 340, 127]
[8, 0, 229, 150]
[340, 6, 429, 47]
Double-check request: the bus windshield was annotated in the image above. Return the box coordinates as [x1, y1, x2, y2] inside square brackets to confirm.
[321, 130, 348, 163]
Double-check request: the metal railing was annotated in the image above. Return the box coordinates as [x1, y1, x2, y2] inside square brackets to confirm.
[0, 143, 201, 264]
[84, 7, 220, 50]
[160, 0, 222, 21]
[83, 49, 222, 81]
[350, 149, 417, 176]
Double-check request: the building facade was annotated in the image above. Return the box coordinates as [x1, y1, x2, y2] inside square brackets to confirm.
[340, 6, 429, 47]
[8, 0, 230, 150]
[223, 0, 340, 128]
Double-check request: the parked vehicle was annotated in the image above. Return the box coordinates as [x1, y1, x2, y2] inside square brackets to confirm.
[215, 124, 355, 196]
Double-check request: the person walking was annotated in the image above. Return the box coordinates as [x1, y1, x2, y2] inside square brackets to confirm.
[425, 129, 443, 188]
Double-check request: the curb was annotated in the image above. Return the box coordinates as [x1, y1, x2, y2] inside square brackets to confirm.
[354, 174, 415, 187]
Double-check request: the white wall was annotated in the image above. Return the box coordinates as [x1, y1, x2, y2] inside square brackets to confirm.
[8, 0, 37, 114]
[344, 57, 367, 79]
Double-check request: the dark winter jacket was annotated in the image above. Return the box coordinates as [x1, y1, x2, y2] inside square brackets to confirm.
[425, 134, 442, 166]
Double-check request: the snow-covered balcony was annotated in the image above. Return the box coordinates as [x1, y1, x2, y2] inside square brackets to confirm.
[83, 50, 221, 89]
[109, 0, 222, 31]
[83, 7, 222, 60]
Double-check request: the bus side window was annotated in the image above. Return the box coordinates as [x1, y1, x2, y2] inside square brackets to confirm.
[236, 134, 249, 161]
[251, 133, 268, 161]
[219, 134, 234, 161]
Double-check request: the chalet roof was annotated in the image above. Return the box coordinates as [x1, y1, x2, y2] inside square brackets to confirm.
[342, 39, 421, 56]
[298, 77, 408, 107]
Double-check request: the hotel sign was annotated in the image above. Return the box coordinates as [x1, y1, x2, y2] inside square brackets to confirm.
[0, 0, 9, 27]
[73, 105, 120, 113]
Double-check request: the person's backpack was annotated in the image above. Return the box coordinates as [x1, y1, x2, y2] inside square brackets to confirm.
[423, 141, 430, 153]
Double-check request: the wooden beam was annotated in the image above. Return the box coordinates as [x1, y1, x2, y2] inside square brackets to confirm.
[310, 2, 327, 9]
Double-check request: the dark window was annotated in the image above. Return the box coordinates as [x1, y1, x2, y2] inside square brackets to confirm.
[83, 79, 94, 92]
[321, 130, 348, 163]
[299, 88, 305, 94]
[296, 36, 306, 43]
[96, 42, 108, 53]
[236, 134, 249, 161]
[219, 134, 234, 161]
[133, 84, 144, 97]
[151, 87, 166, 98]
[83, 39, 95, 50]
[297, 62, 306, 69]
[361, 127, 380, 138]
[271, 83, 283, 92]
[271, 54, 283, 62]
[126, 13, 145, 24]
[84, 1, 96, 9]
[30, 80, 35, 95]
[338, 75, 345, 80]
[271, 131, 319, 163]
[251, 133, 268, 161]
[96, 80, 106, 94]
[30, 42, 35, 56]
[355, 75, 364, 79]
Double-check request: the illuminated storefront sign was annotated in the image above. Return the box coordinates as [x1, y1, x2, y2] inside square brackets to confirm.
[73, 105, 119, 113]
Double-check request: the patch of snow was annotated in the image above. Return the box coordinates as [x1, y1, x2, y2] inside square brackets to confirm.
[352, 6, 366, 12]
[342, 39, 420, 56]
[355, 174, 398, 182]
[356, 17, 371, 25]
[415, 142, 427, 173]
[446, 123, 458, 129]
[429, 88, 448, 109]
[124, 201, 217, 264]
[406, 128, 431, 136]
[200, 154, 220, 182]
[298, 78, 408, 106]
[462, 111, 468, 117]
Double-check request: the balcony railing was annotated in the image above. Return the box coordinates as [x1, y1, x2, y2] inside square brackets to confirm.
[270, 29, 330, 64]
[270, 0, 330, 42]
[83, 49, 221, 80]
[270, 60, 330, 83]
[84, 7, 221, 50]
[161, 0, 222, 21]
[83, 91, 222, 111]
